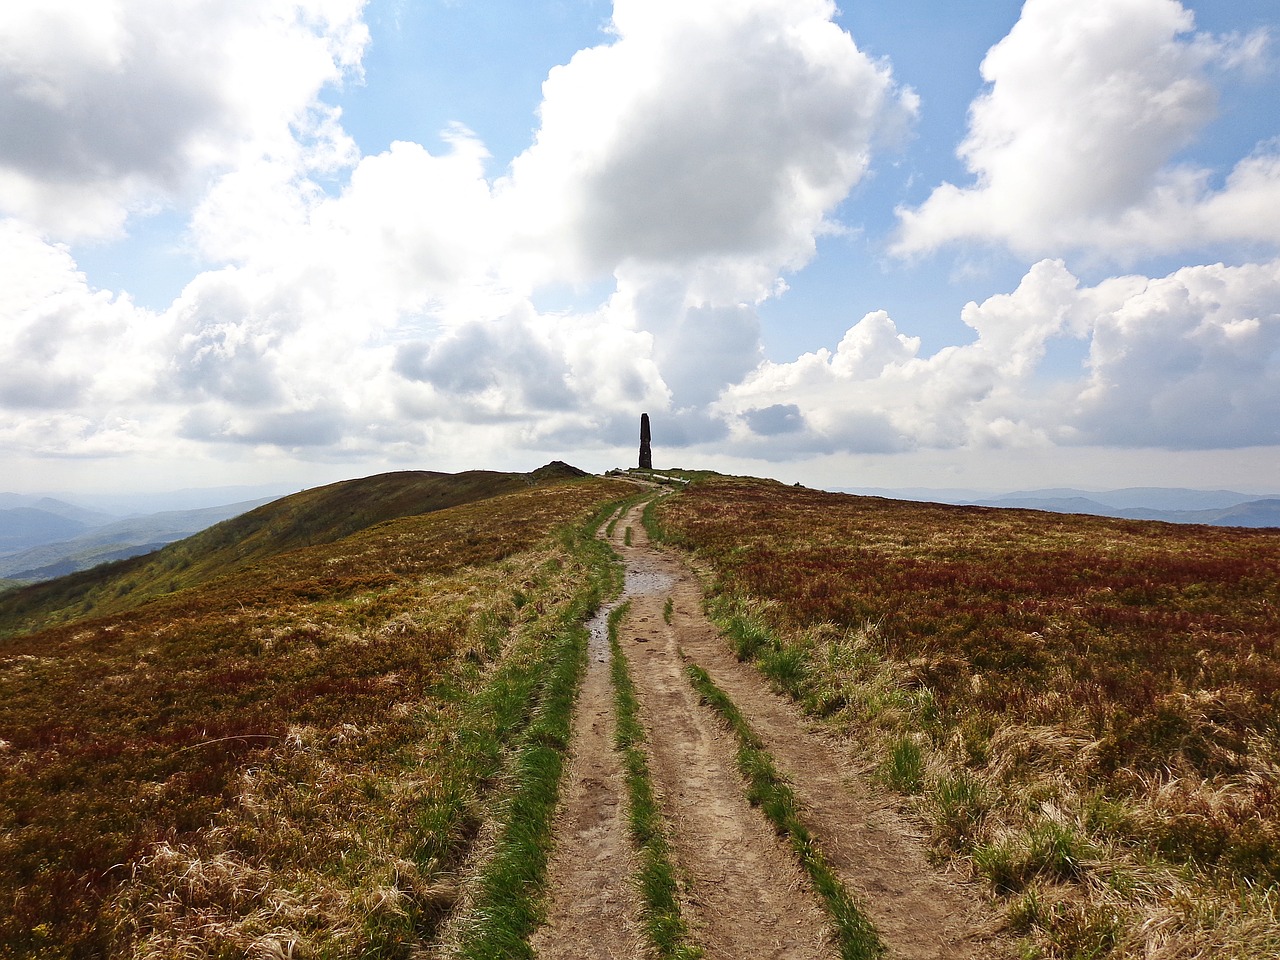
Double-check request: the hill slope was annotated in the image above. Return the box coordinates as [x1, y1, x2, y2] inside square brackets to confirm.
[0, 462, 588, 639]
[840, 486, 1280, 526]
[967, 493, 1280, 526]
[5, 470, 1279, 959]
[0, 498, 279, 582]
[653, 475, 1280, 959]
[0, 468, 628, 956]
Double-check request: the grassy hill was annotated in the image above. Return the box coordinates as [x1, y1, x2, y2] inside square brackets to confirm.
[0, 462, 587, 639]
[651, 474, 1280, 959]
[5, 467, 1278, 959]
[0, 465, 630, 957]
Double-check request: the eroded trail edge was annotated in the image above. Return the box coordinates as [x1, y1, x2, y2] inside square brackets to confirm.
[533, 506, 642, 960]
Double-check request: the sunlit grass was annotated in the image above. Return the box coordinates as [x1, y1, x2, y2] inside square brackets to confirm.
[0, 466, 585, 640]
[655, 474, 1280, 959]
[0, 476, 631, 957]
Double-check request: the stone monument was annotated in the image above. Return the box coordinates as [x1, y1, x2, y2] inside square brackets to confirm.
[639, 413, 653, 470]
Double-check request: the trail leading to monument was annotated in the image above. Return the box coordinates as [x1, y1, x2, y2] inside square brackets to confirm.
[535, 495, 1007, 959]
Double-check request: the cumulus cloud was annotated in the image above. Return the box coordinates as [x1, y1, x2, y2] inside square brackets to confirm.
[395, 306, 579, 418]
[0, 0, 367, 239]
[33, 0, 1275, 483]
[500, 0, 916, 299]
[894, 0, 1279, 258]
[191, 129, 495, 301]
[1075, 260, 1280, 448]
[180, 404, 349, 449]
[743, 403, 805, 436]
[122, 0, 915, 465]
[720, 258, 1280, 454]
[0, 220, 160, 411]
[391, 300, 670, 442]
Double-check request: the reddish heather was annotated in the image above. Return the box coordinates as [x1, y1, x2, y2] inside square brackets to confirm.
[657, 476, 1280, 884]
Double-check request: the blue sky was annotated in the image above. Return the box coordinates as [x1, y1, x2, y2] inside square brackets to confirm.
[3, 0, 1279, 496]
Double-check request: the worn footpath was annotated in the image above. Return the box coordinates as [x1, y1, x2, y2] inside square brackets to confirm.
[535, 496, 1006, 959]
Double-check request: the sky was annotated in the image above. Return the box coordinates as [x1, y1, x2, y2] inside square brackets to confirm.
[2, 0, 1279, 498]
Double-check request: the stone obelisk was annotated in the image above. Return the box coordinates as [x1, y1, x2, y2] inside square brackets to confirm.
[639, 413, 653, 470]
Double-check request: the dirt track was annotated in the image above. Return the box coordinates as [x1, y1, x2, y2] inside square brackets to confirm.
[535, 496, 1006, 958]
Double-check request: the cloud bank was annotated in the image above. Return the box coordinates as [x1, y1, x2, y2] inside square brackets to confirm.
[0, 0, 367, 239]
[718, 258, 1280, 455]
[1, 0, 1278, 489]
[894, 0, 1279, 258]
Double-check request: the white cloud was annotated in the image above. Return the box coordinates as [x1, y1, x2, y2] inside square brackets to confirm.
[1075, 260, 1280, 448]
[0, 219, 161, 411]
[499, 0, 915, 300]
[0, 0, 367, 239]
[43, 0, 1277, 483]
[190, 129, 498, 321]
[893, 0, 1279, 258]
[719, 257, 1280, 454]
[154, 0, 917, 460]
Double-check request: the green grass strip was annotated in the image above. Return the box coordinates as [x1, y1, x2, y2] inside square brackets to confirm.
[604, 488, 659, 542]
[609, 602, 704, 960]
[452, 507, 626, 959]
[455, 624, 588, 960]
[640, 493, 666, 543]
[685, 661, 885, 960]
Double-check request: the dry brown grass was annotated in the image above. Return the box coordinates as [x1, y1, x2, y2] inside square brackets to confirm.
[655, 475, 1280, 960]
[0, 476, 630, 958]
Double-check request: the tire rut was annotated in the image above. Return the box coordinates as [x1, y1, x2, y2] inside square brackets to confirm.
[533, 512, 642, 960]
[613, 507, 838, 960]
[536, 495, 1007, 959]
[615, 500, 1010, 960]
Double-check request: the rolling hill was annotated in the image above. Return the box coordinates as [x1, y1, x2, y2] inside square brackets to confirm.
[840, 485, 1280, 526]
[0, 462, 628, 956]
[0, 461, 588, 640]
[0, 506, 95, 554]
[965, 492, 1280, 526]
[0, 498, 279, 582]
[4, 467, 1278, 960]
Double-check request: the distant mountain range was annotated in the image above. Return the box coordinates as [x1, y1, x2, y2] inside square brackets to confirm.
[838, 486, 1280, 528]
[0, 495, 280, 583]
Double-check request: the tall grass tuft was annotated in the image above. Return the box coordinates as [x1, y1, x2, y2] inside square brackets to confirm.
[880, 736, 926, 795]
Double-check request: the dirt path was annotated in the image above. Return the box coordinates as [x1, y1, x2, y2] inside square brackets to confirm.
[532, 509, 643, 960]
[535, 495, 1007, 959]
[651, 555, 1005, 958]
[616, 555, 837, 959]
